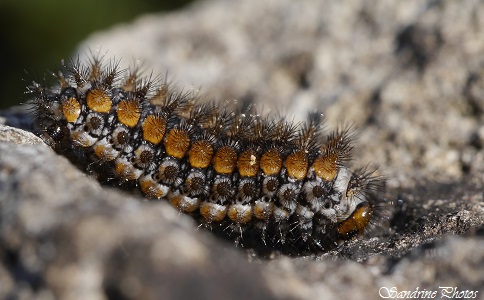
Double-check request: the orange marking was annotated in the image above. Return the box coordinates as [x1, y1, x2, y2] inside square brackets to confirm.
[86, 89, 111, 113]
[169, 194, 200, 213]
[139, 176, 168, 199]
[285, 150, 308, 180]
[93, 144, 116, 161]
[200, 203, 227, 222]
[116, 99, 141, 127]
[142, 115, 166, 145]
[228, 204, 253, 224]
[61, 97, 81, 123]
[237, 149, 259, 177]
[254, 201, 274, 220]
[115, 161, 139, 181]
[260, 148, 282, 176]
[312, 153, 338, 181]
[189, 140, 214, 169]
[213, 145, 238, 174]
[337, 205, 372, 236]
[164, 129, 191, 159]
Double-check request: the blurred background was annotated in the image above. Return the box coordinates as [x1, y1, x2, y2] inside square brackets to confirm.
[0, 0, 195, 109]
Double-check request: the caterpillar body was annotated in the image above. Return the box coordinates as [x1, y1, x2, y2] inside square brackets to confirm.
[29, 56, 384, 255]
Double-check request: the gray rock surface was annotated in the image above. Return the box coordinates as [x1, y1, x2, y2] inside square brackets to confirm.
[1, 0, 484, 299]
[77, 0, 484, 188]
[0, 127, 276, 300]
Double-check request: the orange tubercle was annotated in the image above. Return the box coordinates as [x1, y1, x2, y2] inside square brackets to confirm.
[260, 148, 282, 176]
[312, 153, 338, 181]
[237, 149, 259, 177]
[213, 145, 238, 174]
[337, 205, 372, 236]
[142, 115, 166, 145]
[116, 99, 141, 128]
[86, 89, 112, 113]
[164, 129, 191, 159]
[61, 97, 81, 123]
[284, 150, 308, 180]
[189, 140, 214, 169]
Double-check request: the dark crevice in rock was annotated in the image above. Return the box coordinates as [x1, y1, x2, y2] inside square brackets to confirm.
[395, 24, 444, 73]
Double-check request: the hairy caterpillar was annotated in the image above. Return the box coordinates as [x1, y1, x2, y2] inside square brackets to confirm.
[28, 55, 384, 255]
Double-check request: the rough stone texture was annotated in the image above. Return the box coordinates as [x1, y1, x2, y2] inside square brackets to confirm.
[0, 127, 276, 300]
[1, 0, 484, 299]
[77, 0, 484, 188]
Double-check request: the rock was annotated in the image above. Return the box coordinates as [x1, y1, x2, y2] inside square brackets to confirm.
[0, 125, 276, 300]
[76, 0, 484, 188]
[1, 0, 484, 299]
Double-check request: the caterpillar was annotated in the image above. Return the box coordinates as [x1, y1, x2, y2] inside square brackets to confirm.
[28, 55, 385, 255]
